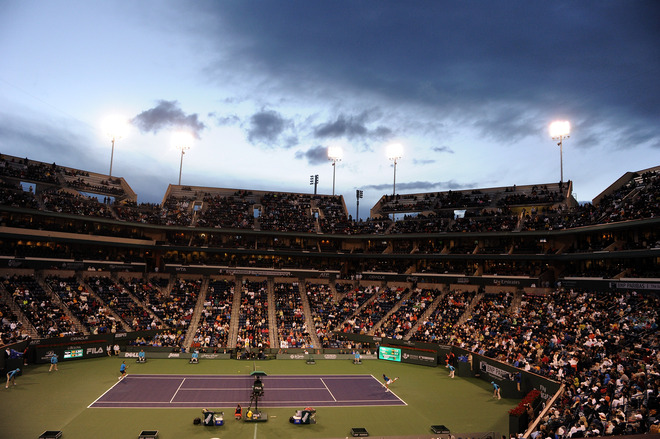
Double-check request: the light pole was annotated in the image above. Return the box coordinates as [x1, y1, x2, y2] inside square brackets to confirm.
[310, 174, 319, 194]
[172, 131, 193, 185]
[356, 189, 363, 221]
[387, 143, 404, 196]
[549, 121, 570, 185]
[328, 146, 343, 196]
[103, 115, 128, 178]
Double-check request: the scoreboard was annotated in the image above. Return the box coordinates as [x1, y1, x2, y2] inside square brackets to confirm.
[378, 346, 401, 362]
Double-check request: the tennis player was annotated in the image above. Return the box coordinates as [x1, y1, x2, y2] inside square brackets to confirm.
[119, 361, 128, 380]
[383, 374, 399, 390]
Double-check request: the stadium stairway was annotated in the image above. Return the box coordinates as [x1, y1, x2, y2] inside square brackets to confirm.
[0, 281, 39, 339]
[38, 272, 88, 335]
[182, 276, 209, 350]
[457, 290, 484, 326]
[80, 275, 132, 333]
[116, 276, 167, 331]
[298, 282, 322, 349]
[266, 279, 278, 349]
[227, 280, 243, 349]
[369, 287, 414, 335]
[403, 288, 447, 340]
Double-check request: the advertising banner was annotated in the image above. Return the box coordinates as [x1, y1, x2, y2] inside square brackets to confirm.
[30, 334, 115, 364]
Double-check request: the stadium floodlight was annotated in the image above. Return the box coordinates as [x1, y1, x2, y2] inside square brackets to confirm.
[172, 131, 194, 185]
[103, 115, 129, 178]
[356, 189, 363, 220]
[386, 143, 404, 196]
[328, 145, 343, 196]
[310, 174, 319, 194]
[549, 120, 570, 185]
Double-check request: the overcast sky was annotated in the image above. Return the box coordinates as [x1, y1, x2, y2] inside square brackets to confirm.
[1, 1, 658, 219]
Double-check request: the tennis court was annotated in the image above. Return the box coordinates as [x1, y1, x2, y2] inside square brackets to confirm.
[0, 357, 512, 438]
[89, 374, 406, 408]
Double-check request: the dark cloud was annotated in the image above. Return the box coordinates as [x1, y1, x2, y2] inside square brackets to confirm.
[295, 145, 328, 165]
[132, 100, 206, 138]
[246, 109, 289, 145]
[362, 180, 472, 192]
[313, 112, 392, 141]
[432, 146, 454, 154]
[201, 2, 660, 150]
[314, 114, 367, 138]
[212, 114, 240, 126]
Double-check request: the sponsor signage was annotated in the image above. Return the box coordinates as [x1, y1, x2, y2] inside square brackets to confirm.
[401, 349, 437, 366]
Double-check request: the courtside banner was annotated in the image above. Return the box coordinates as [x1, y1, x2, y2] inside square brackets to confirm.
[30, 334, 114, 363]
[400, 348, 437, 366]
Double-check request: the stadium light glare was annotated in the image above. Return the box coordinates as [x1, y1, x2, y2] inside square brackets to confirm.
[549, 120, 570, 184]
[103, 115, 129, 178]
[328, 146, 343, 196]
[172, 131, 194, 185]
[386, 143, 404, 196]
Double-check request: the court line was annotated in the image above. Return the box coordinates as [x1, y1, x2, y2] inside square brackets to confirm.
[178, 386, 325, 391]
[123, 374, 374, 379]
[320, 378, 337, 402]
[92, 397, 401, 404]
[90, 373, 405, 408]
[87, 375, 127, 408]
[169, 378, 186, 403]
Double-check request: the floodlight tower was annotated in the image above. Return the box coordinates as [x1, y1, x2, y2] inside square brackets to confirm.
[103, 115, 128, 178]
[172, 131, 193, 185]
[356, 189, 363, 220]
[549, 120, 570, 185]
[310, 174, 319, 194]
[328, 146, 343, 196]
[386, 143, 404, 196]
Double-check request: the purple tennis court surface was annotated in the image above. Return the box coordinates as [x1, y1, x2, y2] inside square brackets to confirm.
[89, 374, 406, 408]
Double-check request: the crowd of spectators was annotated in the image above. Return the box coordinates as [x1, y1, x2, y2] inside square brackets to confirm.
[121, 277, 198, 349]
[388, 213, 449, 234]
[275, 282, 312, 349]
[438, 289, 659, 437]
[344, 286, 401, 334]
[306, 283, 369, 349]
[159, 196, 193, 227]
[2, 154, 658, 241]
[375, 288, 440, 339]
[86, 277, 155, 331]
[162, 278, 200, 346]
[0, 302, 26, 345]
[196, 192, 255, 229]
[41, 190, 115, 219]
[259, 193, 316, 232]
[496, 185, 564, 207]
[191, 278, 234, 351]
[5, 275, 79, 338]
[235, 281, 270, 353]
[64, 175, 125, 197]
[0, 155, 60, 185]
[410, 289, 476, 344]
[46, 276, 117, 335]
[0, 179, 39, 210]
[449, 209, 519, 233]
[113, 202, 163, 224]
